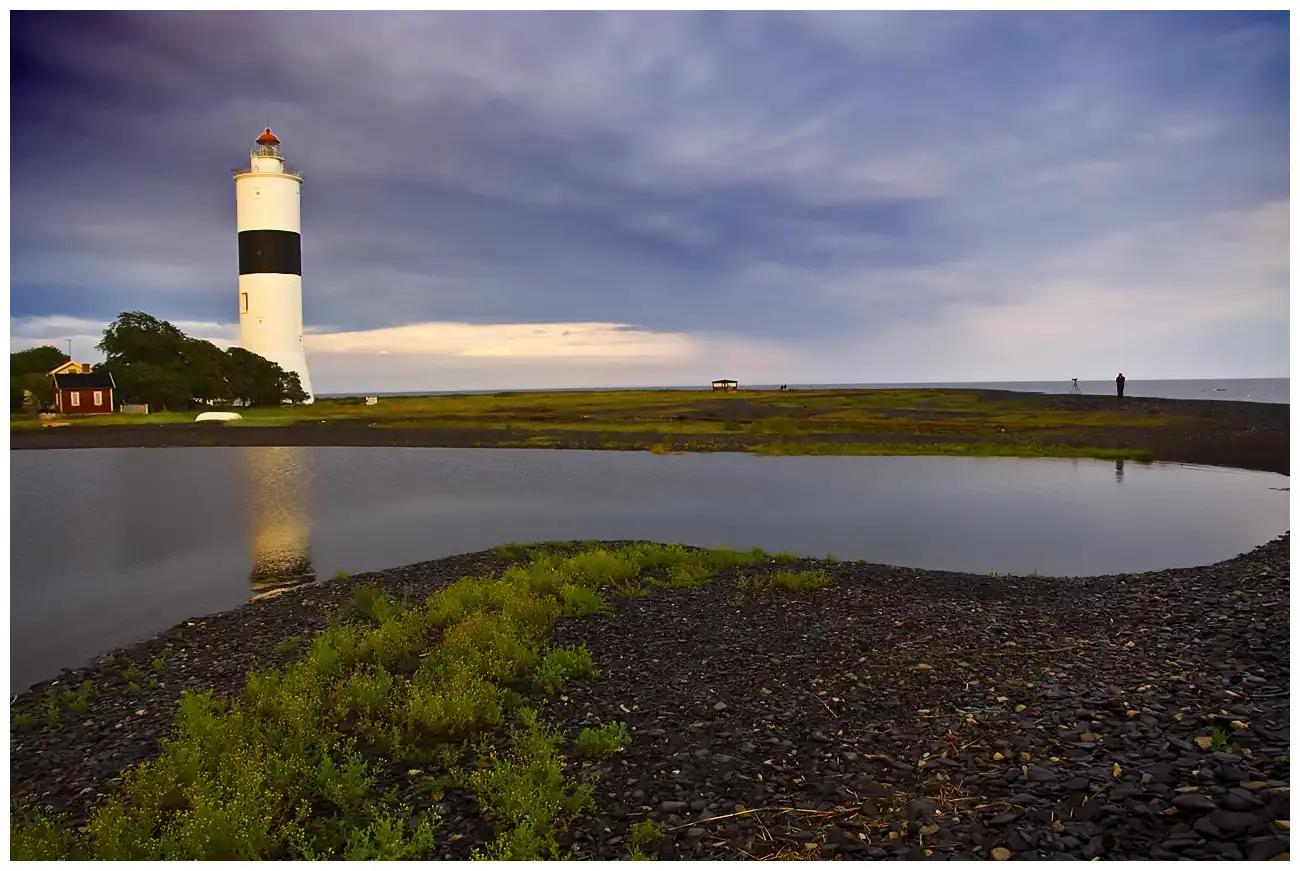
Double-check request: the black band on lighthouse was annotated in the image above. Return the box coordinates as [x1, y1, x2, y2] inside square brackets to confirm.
[238, 230, 301, 276]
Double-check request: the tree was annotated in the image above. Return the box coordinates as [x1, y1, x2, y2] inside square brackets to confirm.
[98, 312, 186, 368]
[18, 372, 55, 410]
[280, 370, 308, 405]
[95, 311, 307, 409]
[224, 347, 296, 406]
[11, 345, 68, 377]
[105, 361, 190, 411]
[181, 338, 233, 404]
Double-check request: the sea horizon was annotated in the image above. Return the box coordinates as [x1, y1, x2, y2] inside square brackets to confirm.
[317, 376, 1290, 404]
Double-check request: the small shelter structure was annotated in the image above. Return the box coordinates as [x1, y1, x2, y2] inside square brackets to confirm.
[52, 370, 115, 415]
[711, 379, 739, 392]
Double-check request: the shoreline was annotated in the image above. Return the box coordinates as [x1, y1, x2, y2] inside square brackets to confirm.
[11, 534, 1290, 859]
[9, 389, 1290, 475]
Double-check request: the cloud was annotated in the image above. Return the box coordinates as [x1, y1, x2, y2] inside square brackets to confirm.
[10, 12, 1288, 389]
[308, 321, 696, 359]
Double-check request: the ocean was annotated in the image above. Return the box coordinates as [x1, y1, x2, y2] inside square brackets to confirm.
[319, 378, 1289, 404]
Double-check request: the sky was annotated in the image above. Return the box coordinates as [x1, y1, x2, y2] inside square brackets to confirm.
[10, 12, 1289, 392]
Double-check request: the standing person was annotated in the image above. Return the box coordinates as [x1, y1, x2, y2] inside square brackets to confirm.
[1116, 372, 1126, 399]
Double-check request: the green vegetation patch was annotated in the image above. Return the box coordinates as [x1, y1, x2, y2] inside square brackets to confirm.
[13, 540, 809, 860]
[738, 567, 834, 597]
[573, 721, 630, 760]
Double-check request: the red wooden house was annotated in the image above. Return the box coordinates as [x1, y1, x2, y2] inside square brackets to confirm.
[52, 370, 116, 415]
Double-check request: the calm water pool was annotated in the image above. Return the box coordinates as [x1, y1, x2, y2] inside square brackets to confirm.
[11, 447, 1288, 689]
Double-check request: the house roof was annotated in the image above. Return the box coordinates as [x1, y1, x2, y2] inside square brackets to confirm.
[711, 378, 738, 384]
[47, 360, 86, 376]
[53, 371, 115, 390]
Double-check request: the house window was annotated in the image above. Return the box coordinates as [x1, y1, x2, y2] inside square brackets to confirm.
[93, 391, 103, 406]
[70, 392, 80, 407]
[240, 292, 249, 313]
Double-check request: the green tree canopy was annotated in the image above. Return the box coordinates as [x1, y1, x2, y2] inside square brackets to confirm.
[97, 312, 187, 368]
[182, 338, 233, 405]
[11, 345, 69, 377]
[95, 311, 306, 410]
[224, 347, 296, 406]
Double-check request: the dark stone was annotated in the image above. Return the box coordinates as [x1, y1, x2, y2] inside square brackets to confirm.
[1209, 810, 1262, 836]
[1172, 793, 1216, 813]
[1224, 788, 1261, 811]
[1026, 766, 1056, 783]
[1248, 837, 1291, 861]
[904, 797, 938, 822]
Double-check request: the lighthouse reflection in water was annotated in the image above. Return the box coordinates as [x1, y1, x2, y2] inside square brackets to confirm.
[242, 446, 316, 598]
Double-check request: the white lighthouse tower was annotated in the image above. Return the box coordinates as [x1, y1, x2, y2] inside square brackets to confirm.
[233, 127, 314, 402]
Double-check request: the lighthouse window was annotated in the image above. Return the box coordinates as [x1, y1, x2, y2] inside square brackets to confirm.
[240, 292, 249, 313]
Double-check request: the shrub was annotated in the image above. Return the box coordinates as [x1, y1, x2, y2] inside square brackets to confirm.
[771, 551, 800, 564]
[563, 549, 640, 588]
[151, 648, 171, 674]
[469, 711, 593, 860]
[609, 579, 650, 599]
[38, 680, 95, 727]
[660, 562, 713, 589]
[629, 819, 665, 851]
[501, 590, 562, 637]
[618, 541, 694, 571]
[331, 666, 396, 723]
[573, 722, 629, 760]
[349, 584, 400, 624]
[11, 810, 83, 860]
[704, 546, 768, 570]
[534, 646, 596, 695]
[65, 681, 94, 714]
[340, 808, 438, 860]
[771, 569, 831, 591]
[560, 584, 610, 617]
[403, 664, 503, 741]
[492, 541, 532, 561]
[273, 635, 303, 657]
[438, 613, 540, 684]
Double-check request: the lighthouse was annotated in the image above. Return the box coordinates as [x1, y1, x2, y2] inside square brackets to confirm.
[233, 127, 313, 402]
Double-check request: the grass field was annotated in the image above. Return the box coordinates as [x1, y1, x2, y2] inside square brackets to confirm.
[12, 386, 1263, 465]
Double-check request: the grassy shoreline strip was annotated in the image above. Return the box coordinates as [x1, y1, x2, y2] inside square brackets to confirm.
[11, 542, 806, 860]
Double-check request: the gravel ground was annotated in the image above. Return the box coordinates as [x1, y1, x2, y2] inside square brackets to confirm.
[11, 535, 1289, 860]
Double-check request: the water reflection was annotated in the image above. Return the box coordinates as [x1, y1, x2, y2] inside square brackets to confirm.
[1115, 459, 1125, 484]
[242, 446, 316, 598]
[12, 448, 1289, 691]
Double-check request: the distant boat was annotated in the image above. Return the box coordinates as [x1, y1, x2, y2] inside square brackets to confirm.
[195, 411, 243, 422]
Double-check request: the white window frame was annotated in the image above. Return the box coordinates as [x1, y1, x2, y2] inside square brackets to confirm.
[240, 292, 249, 313]
[93, 391, 103, 406]
[70, 392, 80, 407]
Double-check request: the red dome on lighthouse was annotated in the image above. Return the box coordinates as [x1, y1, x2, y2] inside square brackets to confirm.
[256, 127, 280, 145]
